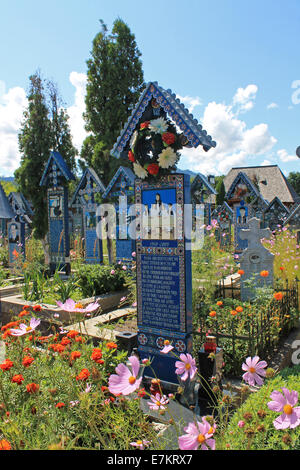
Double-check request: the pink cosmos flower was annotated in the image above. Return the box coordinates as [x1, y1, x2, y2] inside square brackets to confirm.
[178, 420, 215, 451]
[10, 317, 41, 336]
[130, 440, 150, 450]
[132, 252, 136, 258]
[238, 420, 245, 428]
[56, 298, 99, 313]
[110, 269, 115, 275]
[267, 388, 300, 430]
[108, 355, 142, 396]
[242, 356, 267, 386]
[147, 393, 169, 410]
[175, 353, 197, 381]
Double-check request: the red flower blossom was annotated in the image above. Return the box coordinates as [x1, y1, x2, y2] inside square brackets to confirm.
[140, 121, 150, 129]
[76, 368, 90, 381]
[26, 383, 39, 394]
[61, 337, 71, 346]
[128, 150, 135, 162]
[33, 305, 42, 312]
[162, 132, 176, 146]
[11, 374, 24, 385]
[0, 359, 14, 371]
[22, 356, 34, 368]
[55, 402, 66, 409]
[106, 342, 117, 350]
[18, 310, 29, 318]
[66, 330, 80, 339]
[75, 336, 85, 343]
[70, 351, 81, 361]
[0, 439, 11, 450]
[147, 163, 159, 176]
[91, 348, 103, 363]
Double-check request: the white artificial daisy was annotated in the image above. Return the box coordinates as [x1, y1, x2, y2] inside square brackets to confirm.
[158, 147, 178, 169]
[133, 162, 148, 179]
[130, 130, 138, 150]
[149, 117, 168, 134]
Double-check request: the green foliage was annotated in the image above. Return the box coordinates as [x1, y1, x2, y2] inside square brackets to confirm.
[287, 171, 300, 196]
[215, 177, 225, 206]
[15, 71, 77, 240]
[219, 366, 300, 450]
[0, 309, 159, 450]
[80, 18, 145, 184]
[0, 179, 17, 195]
[73, 263, 128, 299]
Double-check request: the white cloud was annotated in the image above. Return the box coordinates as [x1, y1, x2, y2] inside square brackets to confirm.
[261, 159, 273, 166]
[67, 71, 88, 152]
[267, 102, 279, 109]
[177, 95, 202, 113]
[0, 85, 27, 176]
[178, 85, 277, 176]
[232, 84, 258, 114]
[277, 148, 298, 162]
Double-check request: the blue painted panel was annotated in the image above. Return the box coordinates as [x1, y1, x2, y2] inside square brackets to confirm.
[85, 228, 103, 263]
[49, 219, 64, 254]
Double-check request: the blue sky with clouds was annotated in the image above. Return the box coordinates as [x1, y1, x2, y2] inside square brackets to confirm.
[0, 0, 299, 177]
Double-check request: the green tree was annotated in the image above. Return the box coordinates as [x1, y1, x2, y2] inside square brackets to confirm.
[215, 176, 226, 205]
[287, 171, 300, 196]
[15, 72, 77, 240]
[80, 18, 145, 184]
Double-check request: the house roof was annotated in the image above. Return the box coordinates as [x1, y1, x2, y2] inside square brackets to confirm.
[70, 168, 106, 207]
[111, 81, 216, 159]
[40, 151, 75, 186]
[0, 183, 15, 219]
[224, 165, 300, 204]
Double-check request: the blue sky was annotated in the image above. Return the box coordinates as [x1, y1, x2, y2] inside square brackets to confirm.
[0, 0, 299, 177]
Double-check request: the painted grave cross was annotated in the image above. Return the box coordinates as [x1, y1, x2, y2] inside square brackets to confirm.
[71, 168, 106, 264]
[111, 81, 217, 386]
[40, 151, 75, 275]
[239, 217, 274, 301]
[7, 192, 33, 266]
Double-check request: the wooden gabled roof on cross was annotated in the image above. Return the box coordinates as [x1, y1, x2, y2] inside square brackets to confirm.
[110, 81, 216, 160]
[40, 151, 75, 187]
[102, 166, 136, 200]
[70, 167, 106, 207]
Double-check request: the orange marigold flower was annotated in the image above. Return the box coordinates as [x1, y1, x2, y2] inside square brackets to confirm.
[23, 305, 31, 310]
[236, 306, 243, 313]
[2, 330, 12, 340]
[76, 368, 90, 381]
[33, 305, 42, 312]
[0, 439, 12, 450]
[22, 356, 34, 368]
[279, 266, 285, 271]
[106, 342, 117, 350]
[18, 310, 29, 318]
[26, 383, 39, 394]
[101, 386, 108, 393]
[70, 351, 81, 361]
[91, 348, 103, 363]
[209, 311, 217, 318]
[75, 335, 85, 343]
[237, 269, 245, 275]
[67, 330, 80, 339]
[55, 402, 66, 409]
[0, 359, 14, 371]
[60, 337, 71, 346]
[260, 270, 269, 277]
[11, 374, 24, 385]
[230, 310, 238, 316]
[274, 292, 283, 301]
[216, 301, 223, 307]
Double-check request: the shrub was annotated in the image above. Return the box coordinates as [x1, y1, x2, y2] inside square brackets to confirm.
[73, 263, 128, 298]
[219, 365, 300, 450]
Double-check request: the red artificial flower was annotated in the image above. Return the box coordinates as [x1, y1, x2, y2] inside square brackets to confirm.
[162, 132, 176, 146]
[26, 383, 39, 394]
[140, 121, 150, 129]
[22, 356, 34, 368]
[128, 150, 135, 162]
[76, 368, 90, 381]
[147, 163, 159, 176]
[11, 374, 24, 385]
[0, 359, 14, 371]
